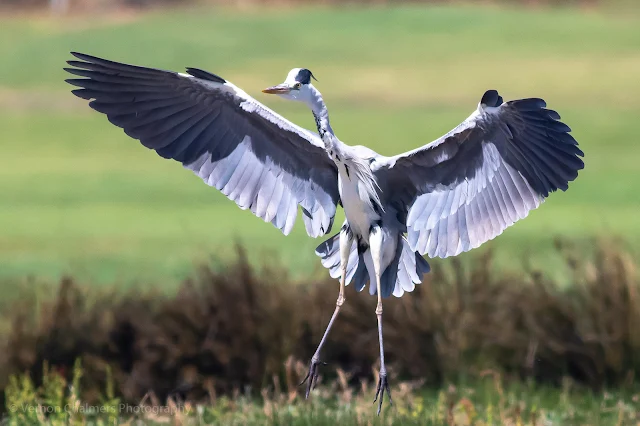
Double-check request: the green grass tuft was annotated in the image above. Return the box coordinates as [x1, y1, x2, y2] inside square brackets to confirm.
[4, 360, 640, 425]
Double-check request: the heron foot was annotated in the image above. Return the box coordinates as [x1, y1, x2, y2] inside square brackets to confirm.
[299, 357, 326, 399]
[373, 372, 392, 415]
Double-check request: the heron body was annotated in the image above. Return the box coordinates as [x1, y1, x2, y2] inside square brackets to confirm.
[293, 78, 422, 297]
[337, 153, 399, 290]
[64, 53, 584, 414]
[338, 169, 378, 239]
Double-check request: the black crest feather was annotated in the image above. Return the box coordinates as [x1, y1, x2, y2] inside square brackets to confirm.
[295, 68, 317, 84]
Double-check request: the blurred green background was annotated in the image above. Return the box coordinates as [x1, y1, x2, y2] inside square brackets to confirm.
[1, 2, 639, 287]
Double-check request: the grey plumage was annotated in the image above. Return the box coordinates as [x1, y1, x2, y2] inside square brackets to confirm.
[64, 53, 584, 298]
[65, 53, 584, 295]
[374, 92, 583, 259]
[65, 53, 583, 415]
[65, 52, 339, 238]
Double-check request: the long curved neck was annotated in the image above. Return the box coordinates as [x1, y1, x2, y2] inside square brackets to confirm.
[306, 85, 334, 142]
[305, 86, 384, 213]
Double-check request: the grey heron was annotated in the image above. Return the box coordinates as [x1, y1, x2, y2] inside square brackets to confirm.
[64, 52, 584, 414]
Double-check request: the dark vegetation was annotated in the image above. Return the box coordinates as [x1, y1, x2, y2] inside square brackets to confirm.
[0, 238, 638, 412]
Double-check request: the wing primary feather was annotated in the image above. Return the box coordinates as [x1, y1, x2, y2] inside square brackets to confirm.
[65, 53, 339, 239]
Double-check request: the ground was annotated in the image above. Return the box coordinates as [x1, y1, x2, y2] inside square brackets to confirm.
[1, 4, 639, 287]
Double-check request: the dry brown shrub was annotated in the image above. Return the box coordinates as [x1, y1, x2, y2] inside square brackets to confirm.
[0, 239, 638, 409]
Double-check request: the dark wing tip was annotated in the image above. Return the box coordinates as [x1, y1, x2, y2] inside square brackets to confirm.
[70, 51, 97, 61]
[512, 97, 547, 110]
[505, 98, 584, 194]
[543, 108, 561, 120]
[65, 78, 88, 88]
[66, 60, 91, 69]
[185, 67, 226, 84]
[480, 89, 504, 108]
[70, 52, 113, 65]
[70, 88, 92, 99]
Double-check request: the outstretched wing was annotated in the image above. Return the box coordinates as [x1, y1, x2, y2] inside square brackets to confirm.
[375, 90, 584, 258]
[65, 52, 339, 237]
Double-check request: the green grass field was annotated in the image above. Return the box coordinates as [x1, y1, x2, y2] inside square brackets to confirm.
[1, 4, 639, 286]
[5, 359, 640, 425]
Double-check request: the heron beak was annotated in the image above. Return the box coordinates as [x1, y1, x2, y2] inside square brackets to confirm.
[262, 84, 291, 95]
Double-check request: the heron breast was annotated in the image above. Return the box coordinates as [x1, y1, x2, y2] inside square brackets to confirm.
[338, 173, 379, 239]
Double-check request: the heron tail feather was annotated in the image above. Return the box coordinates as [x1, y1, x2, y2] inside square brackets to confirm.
[315, 233, 429, 298]
[377, 236, 430, 298]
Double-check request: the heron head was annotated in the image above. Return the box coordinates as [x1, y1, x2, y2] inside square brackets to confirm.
[262, 68, 317, 101]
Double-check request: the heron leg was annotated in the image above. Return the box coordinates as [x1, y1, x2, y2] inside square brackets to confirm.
[300, 229, 352, 398]
[369, 226, 392, 415]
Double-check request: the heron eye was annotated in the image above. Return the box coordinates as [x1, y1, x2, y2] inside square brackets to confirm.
[293, 82, 302, 89]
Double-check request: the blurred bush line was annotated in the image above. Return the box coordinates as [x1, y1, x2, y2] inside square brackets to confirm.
[0, 0, 611, 15]
[0, 238, 638, 412]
